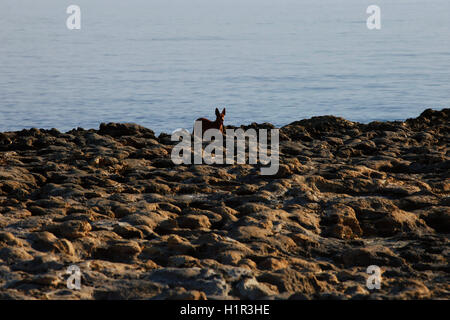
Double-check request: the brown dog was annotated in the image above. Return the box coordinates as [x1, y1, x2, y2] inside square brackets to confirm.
[195, 107, 226, 135]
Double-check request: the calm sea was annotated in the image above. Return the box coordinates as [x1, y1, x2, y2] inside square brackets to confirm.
[0, 0, 449, 134]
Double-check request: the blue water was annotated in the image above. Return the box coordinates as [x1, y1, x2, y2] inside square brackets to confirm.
[0, 0, 449, 134]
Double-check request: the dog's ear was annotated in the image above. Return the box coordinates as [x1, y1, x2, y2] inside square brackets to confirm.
[222, 108, 226, 116]
[215, 108, 220, 117]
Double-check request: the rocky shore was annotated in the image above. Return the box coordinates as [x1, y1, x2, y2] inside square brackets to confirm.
[0, 108, 448, 300]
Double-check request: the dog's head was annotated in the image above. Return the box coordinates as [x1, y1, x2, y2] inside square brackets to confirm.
[215, 107, 226, 124]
